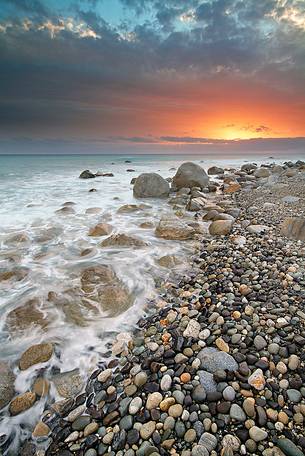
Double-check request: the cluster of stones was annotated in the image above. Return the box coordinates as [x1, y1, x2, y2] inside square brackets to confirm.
[22, 209, 305, 456]
[3, 159, 305, 456]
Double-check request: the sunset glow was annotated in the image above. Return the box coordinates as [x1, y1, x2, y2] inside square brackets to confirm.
[0, 0, 304, 153]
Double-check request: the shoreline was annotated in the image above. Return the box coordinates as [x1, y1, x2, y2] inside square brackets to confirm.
[2, 159, 305, 456]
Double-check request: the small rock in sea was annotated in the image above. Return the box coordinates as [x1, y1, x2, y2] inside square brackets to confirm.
[133, 173, 170, 198]
[52, 369, 84, 398]
[0, 362, 15, 409]
[19, 343, 53, 370]
[79, 170, 96, 179]
[32, 377, 50, 397]
[9, 392, 36, 416]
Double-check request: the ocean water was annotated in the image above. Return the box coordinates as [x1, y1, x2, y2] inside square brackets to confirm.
[0, 151, 303, 453]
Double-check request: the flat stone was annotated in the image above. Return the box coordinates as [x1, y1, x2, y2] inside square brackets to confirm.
[72, 416, 91, 431]
[198, 348, 238, 373]
[146, 392, 162, 410]
[52, 369, 84, 398]
[230, 404, 246, 422]
[287, 389, 302, 403]
[215, 337, 229, 352]
[277, 438, 305, 456]
[199, 432, 218, 452]
[140, 421, 156, 439]
[134, 372, 148, 388]
[19, 343, 53, 370]
[198, 371, 217, 394]
[222, 434, 240, 451]
[32, 378, 50, 397]
[248, 369, 265, 391]
[66, 404, 86, 422]
[84, 422, 99, 437]
[254, 335, 267, 351]
[9, 392, 36, 416]
[183, 319, 201, 338]
[97, 369, 112, 383]
[192, 385, 206, 402]
[222, 386, 235, 402]
[192, 445, 209, 456]
[243, 398, 256, 418]
[249, 426, 268, 442]
[0, 362, 15, 409]
[247, 225, 270, 234]
[160, 374, 172, 392]
[32, 421, 50, 438]
[168, 404, 183, 418]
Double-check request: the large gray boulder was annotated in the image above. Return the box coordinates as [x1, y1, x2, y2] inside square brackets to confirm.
[0, 362, 15, 410]
[172, 162, 209, 189]
[133, 173, 170, 198]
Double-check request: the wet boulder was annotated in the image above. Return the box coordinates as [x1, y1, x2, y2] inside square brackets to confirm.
[254, 167, 270, 178]
[79, 170, 95, 179]
[52, 369, 84, 398]
[19, 343, 53, 370]
[6, 298, 49, 335]
[100, 233, 148, 248]
[155, 218, 195, 240]
[88, 223, 112, 236]
[0, 362, 15, 410]
[133, 173, 170, 198]
[208, 166, 224, 175]
[209, 220, 233, 235]
[172, 162, 209, 190]
[80, 265, 133, 316]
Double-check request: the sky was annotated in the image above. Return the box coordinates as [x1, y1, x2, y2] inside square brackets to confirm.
[0, 0, 305, 153]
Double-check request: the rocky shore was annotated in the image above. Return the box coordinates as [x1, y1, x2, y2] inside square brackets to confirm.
[2, 159, 305, 456]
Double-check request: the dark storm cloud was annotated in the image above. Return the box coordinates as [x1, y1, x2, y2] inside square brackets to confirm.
[2, 0, 50, 17]
[0, 0, 304, 139]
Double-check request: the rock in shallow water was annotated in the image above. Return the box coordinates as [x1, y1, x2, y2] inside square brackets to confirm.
[52, 369, 84, 398]
[9, 392, 36, 416]
[19, 343, 53, 370]
[133, 173, 170, 198]
[0, 362, 15, 410]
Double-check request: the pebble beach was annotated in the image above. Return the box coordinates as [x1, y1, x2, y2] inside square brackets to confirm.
[1, 158, 305, 456]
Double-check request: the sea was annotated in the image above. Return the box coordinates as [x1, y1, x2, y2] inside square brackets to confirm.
[0, 151, 303, 453]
